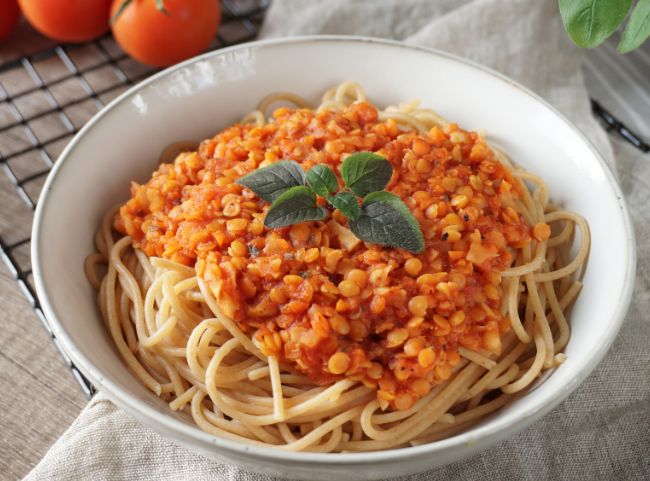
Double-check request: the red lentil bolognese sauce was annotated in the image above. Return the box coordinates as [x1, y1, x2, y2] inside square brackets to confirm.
[88, 82, 589, 450]
[116, 99, 544, 412]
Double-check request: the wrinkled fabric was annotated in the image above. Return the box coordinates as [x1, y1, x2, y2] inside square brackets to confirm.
[25, 1, 650, 479]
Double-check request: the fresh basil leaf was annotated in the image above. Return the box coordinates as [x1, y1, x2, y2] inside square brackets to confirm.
[618, 0, 650, 53]
[236, 160, 305, 202]
[306, 164, 339, 197]
[264, 186, 327, 228]
[349, 191, 424, 254]
[328, 191, 361, 220]
[559, 0, 632, 49]
[341, 152, 393, 197]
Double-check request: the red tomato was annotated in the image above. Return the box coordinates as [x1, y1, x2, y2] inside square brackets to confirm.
[0, 0, 20, 41]
[18, 0, 112, 43]
[110, 0, 221, 68]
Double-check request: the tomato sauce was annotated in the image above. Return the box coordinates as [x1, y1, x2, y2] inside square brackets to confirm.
[117, 102, 534, 410]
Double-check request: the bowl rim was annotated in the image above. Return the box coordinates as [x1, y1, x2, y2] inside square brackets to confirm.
[32, 35, 636, 465]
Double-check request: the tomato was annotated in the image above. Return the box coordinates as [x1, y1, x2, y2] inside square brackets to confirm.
[0, 0, 20, 41]
[18, 0, 112, 43]
[110, 0, 220, 68]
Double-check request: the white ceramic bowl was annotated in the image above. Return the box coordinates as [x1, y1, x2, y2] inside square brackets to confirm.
[32, 37, 635, 480]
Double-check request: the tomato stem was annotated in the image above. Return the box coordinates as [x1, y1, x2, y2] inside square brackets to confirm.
[111, 0, 169, 25]
[156, 0, 169, 15]
[110, 0, 133, 25]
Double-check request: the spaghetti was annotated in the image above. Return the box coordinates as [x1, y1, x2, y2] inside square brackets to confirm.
[86, 82, 589, 452]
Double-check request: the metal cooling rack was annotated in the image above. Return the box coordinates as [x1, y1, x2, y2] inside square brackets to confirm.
[0, 0, 269, 399]
[0, 2, 647, 398]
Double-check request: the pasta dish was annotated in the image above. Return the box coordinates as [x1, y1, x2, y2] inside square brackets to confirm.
[85, 82, 589, 452]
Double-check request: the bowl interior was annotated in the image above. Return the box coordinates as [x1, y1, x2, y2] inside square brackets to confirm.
[32, 37, 634, 474]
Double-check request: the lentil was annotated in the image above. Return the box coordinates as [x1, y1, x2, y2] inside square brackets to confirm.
[328, 352, 351, 374]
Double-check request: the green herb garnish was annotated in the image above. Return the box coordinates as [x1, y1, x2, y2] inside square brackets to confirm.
[340, 152, 393, 197]
[304, 164, 338, 197]
[236, 152, 425, 253]
[264, 185, 327, 228]
[236, 160, 305, 202]
[618, 0, 650, 53]
[559, 0, 650, 53]
[349, 191, 425, 254]
[328, 191, 361, 220]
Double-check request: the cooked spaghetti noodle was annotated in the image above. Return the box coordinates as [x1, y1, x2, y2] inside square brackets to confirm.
[86, 82, 589, 451]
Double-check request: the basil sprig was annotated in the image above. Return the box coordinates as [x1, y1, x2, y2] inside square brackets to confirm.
[341, 152, 393, 196]
[559, 0, 650, 53]
[306, 164, 339, 197]
[236, 160, 305, 202]
[329, 191, 361, 221]
[264, 186, 327, 228]
[235, 152, 425, 253]
[349, 191, 424, 254]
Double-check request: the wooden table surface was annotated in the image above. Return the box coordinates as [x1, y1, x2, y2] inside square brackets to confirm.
[0, 263, 86, 480]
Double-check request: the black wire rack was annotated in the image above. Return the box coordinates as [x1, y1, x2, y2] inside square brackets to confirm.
[0, 0, 269, 399]
[0, 1, 647, 399]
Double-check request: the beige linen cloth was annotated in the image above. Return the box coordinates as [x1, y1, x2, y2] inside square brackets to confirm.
[25, 0, 650, 479]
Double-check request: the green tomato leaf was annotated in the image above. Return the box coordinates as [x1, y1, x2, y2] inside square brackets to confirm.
[264, 186, 327, 229]
[306, 164, 339, 197]
[349, 191, 424, 254]
[341, 152, 393, 197]
[559, 0, 632, 48]
[328, 191, 361, 220]
[618, 0, 650, 53]
[236, 160, 305, 202]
